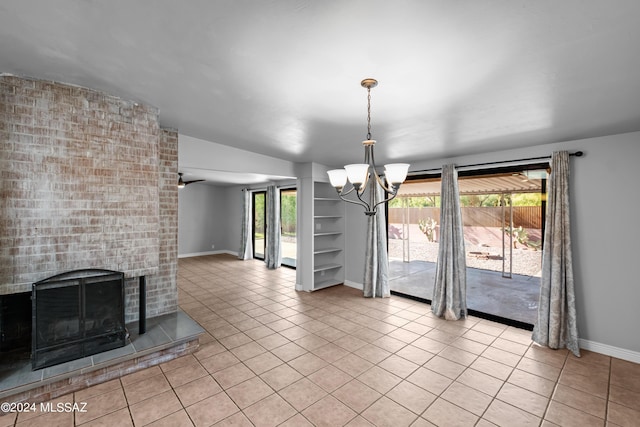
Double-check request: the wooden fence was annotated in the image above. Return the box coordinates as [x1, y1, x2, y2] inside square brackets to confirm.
[388, 206, 541, 229]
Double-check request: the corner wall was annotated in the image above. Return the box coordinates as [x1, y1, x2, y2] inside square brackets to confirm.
[178, 184, 230, 256]
[149, 128, 179, 318]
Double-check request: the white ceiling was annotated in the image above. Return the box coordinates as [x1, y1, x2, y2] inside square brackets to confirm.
[179, 168, 294, 187]
[2, 1, 640, 184]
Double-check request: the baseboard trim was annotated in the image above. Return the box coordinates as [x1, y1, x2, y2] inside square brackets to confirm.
[344, 280, 363, 290]
[178, 250, 238, 258]
[579, 339, 640, 364]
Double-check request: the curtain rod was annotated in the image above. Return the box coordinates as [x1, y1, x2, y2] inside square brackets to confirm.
[241, 185, 289, 192]
[410, 151, 583, 175]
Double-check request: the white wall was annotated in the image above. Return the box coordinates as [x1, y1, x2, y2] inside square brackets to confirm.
[179, 134, 297, 177]
[178, 184, 229, 256]
[219, 185, 244, 254]
[565, 133, 639, 357]
[345, 131, 640, 357]
[345, 202, 367, 285]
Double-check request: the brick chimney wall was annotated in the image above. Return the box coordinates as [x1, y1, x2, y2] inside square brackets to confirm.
[0, 75, 178, 320]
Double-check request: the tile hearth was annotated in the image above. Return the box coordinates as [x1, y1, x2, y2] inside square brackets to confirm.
[0, 310, 203, 404]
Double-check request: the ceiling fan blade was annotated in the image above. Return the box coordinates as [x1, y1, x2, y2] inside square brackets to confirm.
[184, 179, 205, 185]
[178, 172, 205, 187]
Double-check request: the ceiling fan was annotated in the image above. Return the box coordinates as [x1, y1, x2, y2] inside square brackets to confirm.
[177, 172, 204, 188]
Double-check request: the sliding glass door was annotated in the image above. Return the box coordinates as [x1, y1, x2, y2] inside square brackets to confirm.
[387, 165, 547, 326]
[280, 189, 297, 268]
[252, 191, 266, 259]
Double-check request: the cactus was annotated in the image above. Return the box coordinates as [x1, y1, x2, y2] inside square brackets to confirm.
[418, 217, 437, 242]
[503, 225, 529, 248]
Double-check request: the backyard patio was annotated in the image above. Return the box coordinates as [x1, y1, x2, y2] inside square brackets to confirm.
[388, 224, 542, 326]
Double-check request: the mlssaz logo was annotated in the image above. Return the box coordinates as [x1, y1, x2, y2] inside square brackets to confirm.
[40, 402, 88, 413]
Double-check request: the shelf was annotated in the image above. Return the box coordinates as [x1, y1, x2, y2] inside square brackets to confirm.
[314, 215, 342, 219]
[313, 263, 342, 273]
[314, 232, 342, 237]
[314, 247, 342, 255]
[313, 279, 344, 291]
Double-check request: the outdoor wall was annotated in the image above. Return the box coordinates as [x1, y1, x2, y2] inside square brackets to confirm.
[344, 131, 640, 359]
[388, 206, 542, 229]
[0, 75, 179, 321]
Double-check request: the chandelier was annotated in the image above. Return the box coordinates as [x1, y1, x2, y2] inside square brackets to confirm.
[327, 78, 409, 216]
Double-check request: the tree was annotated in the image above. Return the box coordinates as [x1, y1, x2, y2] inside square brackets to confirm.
[389, 196, 440, 208]
[389, 192, 540, 208]
[511, 193, 541, 206]
[280, 192, 297, 234]
[254, 193, 265, 237]
[460, 194, 501, 207]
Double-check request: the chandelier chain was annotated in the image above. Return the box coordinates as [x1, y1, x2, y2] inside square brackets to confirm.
[366, 87, 372, 140]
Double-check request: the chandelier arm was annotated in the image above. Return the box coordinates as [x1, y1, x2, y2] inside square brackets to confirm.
[337, 182, 368, 200]
[372, 189, 400, 210]
[359, 174, 370, 198]
[373, 172, 395, 193]
[335, 181, 371, 209]
[338, 193, 372, 211]
[337, 186, 356, 197]
[335, 187, 373, 212]
[354, 186, 373, 212]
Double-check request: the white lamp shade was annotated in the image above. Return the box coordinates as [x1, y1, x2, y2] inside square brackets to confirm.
[327, 169, 348, 188]
[384, 163, 410, 184]
[344, 164, 370, 185]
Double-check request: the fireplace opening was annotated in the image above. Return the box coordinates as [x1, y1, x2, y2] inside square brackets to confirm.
[0, 292, 32, 356]
[32, 269, 127, 370]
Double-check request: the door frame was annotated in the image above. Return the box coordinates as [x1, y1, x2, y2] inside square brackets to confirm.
[252, 190, 266, 260]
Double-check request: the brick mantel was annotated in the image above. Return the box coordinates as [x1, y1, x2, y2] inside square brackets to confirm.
[0, 75, 178, 320]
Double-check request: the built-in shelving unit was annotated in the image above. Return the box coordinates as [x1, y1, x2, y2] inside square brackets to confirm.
[311, 182, 345, 290]
[295, 163, 346, 292]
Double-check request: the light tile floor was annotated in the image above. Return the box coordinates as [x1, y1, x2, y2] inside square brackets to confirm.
[3, 254, 639, 426]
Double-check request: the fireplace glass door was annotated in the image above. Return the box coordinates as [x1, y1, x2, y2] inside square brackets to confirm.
[32, 269, 126, 370]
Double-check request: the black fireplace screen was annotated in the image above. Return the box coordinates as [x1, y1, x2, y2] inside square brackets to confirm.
[32, 269, 126, 370]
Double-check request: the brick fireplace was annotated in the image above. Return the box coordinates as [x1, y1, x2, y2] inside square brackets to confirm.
[0, 75, 180, 364]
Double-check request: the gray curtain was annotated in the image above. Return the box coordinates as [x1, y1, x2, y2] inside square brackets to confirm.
[238, 189, 252, 260]
[432, 164, 467, 320]
[265, 185, 282, 269]
[363, 182, 390, 297]
[532, 151, 580, 357]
